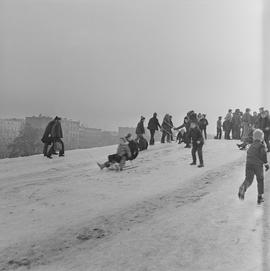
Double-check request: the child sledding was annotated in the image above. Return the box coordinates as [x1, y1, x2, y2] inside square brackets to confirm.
[97, 134, 139, 171]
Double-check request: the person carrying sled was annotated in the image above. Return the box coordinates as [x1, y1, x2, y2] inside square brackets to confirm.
[237, 127, 255, 150]
[238, 129, 269, 204]
[147, 113, 161, 145]
[188, 121, 204, 168]
[46, 116, 65, 159]
[97, 134, 138, 171]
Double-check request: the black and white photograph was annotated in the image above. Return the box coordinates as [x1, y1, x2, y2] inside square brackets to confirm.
[0, 0, 270, 270]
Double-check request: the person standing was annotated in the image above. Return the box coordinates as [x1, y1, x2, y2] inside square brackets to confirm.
[224, 109, 233, 139]
[241, 108, 252, 142]
[161, 114, 173, 143]
[135, 116, 146, 141]
[47, 117, 65, 158]
[188, 121, 205, 168]
[147, 113, 161, 145]
[232, 109, 241, 139]
[216, 116, 222, 139]
[261, 110, 270, 152]
[199, 114, 209, 139]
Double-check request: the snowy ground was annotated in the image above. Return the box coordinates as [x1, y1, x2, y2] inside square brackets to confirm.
[0, 140, 268, 271]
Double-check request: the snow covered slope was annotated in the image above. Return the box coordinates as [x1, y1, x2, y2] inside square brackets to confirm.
[0, 140, 267, 271]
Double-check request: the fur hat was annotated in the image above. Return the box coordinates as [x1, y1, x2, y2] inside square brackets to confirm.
[253, 129, 264, 141]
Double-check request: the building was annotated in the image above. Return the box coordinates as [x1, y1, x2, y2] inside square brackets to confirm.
[0, 118, 25, 143]
[61, 118, 80, 149]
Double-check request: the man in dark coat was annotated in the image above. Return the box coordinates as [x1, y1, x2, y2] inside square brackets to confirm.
[188, 121, 204, 168]
[147, 113, 161, 145]
[41, 119, 55, 156]
[199, 114, 209, 139]
[47, 117, 65, 158]
[232, 109, 242, 139]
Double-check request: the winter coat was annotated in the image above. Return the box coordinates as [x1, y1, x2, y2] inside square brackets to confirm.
[242, 112, 252, 124]
[246, 140, 268, 166]
[188, 127, 204, 146]
[199, 118, 208, 129]
[232, 113, 241, 127]
[225, 112, 232, 122]
[161, 115, 173, 131]
[41, 120, 55, 143]
[117, 142, 131, 158]
[51, 121, 63, 139]
[217, 120, 222, 129]
[136, 121, 145, 135]
[127, 140, 139, 160]
[262, 117, 270, 134]
[147, 117, 161, 131]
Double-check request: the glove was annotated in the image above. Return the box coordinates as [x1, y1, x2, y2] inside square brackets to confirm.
[265, 164, 269, 171]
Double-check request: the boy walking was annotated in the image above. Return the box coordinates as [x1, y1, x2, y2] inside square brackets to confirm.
[188, 121, 205, 168]
[238, 129, 269, 204]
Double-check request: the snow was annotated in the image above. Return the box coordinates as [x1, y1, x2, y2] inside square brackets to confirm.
[0, 140, 267, 270]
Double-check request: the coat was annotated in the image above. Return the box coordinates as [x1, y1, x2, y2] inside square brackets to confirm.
[41, 120, 55, 143]
[51, 121, 63, 139]
[148, 117, 161, 131]
[199, 118, 208, 129]
[188, 127, 204, 146]
[136, 121, 145, 135]
[117, 142, 131, 158]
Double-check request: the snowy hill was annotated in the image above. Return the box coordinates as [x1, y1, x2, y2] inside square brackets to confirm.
[0, 140, 267, 271]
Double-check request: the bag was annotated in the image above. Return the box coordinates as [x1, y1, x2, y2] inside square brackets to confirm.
[54, 141, 63, 151]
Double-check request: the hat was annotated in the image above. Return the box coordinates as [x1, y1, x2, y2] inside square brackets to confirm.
[54, 116, 61, 121]
[253, 129, 264, 141]
[125, 133, 132, 139]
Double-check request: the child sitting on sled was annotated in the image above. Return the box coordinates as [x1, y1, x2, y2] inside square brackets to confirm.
[238, 129, 269, 204]
[97, 134, 138, 171]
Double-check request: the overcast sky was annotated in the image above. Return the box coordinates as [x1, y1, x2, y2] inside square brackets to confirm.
[0, 0, 263, 132]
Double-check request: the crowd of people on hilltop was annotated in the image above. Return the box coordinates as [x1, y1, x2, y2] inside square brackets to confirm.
[216, 107, 270, 152]
[97, 111, 209, 170]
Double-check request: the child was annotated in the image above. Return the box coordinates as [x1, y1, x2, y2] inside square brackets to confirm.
[98, 135, 132, 171]
[188, 121, 205, 168]
[238, 129, 269, 204]
[176, 128, 187, 144]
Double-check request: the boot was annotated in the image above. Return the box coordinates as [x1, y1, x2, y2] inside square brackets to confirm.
[97, 162, 105, 170]
[238, 185, 245, 200]
[257, 194, 264, 205]
[198, 164, 204, 168]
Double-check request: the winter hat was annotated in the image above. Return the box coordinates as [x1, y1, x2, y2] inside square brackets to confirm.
[125, 133, 132, 140]
[253, 129, 264, 141]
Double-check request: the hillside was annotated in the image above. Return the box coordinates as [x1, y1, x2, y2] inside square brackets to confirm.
[0, 140, 268, 271]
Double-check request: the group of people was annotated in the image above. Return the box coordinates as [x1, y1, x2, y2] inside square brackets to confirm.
[216, 107, 270, 152]
[98, 111, 209, 171]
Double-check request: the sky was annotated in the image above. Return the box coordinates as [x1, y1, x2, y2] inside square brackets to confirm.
[0, 0, 263, 132]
